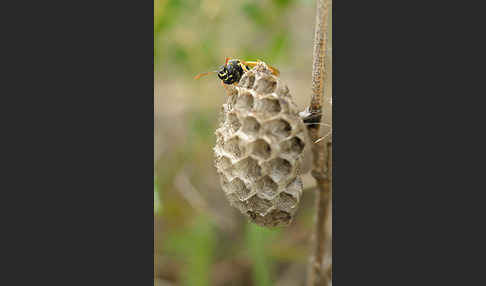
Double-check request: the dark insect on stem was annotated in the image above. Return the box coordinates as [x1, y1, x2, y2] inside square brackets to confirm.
[299, 107, 323, 128]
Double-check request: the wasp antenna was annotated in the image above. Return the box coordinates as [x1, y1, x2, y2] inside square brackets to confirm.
[194, 70, 220, 80]
[194, 71, 212, 80]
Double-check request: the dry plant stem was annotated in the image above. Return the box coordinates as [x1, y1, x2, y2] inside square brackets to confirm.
[308, 0, 331, 285]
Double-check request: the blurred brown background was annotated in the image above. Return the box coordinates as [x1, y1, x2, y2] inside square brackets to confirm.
[154, 0, 331, 285]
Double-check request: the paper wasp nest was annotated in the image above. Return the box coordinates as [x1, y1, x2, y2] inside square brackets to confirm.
[214, 62, 310, 227]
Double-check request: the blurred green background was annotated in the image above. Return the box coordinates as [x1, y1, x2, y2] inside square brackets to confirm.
[154, 0, 331, 285]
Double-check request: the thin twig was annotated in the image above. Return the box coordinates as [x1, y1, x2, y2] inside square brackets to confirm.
[307, 0, 332, 285]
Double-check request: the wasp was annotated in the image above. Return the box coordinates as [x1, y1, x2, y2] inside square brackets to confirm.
[194, 57, 280, 85]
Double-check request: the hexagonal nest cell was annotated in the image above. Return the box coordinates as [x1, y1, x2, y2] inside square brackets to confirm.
[267, 158, 292, 183]
[255, 175, 278, 199]
[276, 83, 290, 98]
[280, 137, 305, 156]
[250, 139, 272, 160]
[231, 177, 252, 200]
[239, 72, 256, 89]
[254, 75, 277, 94]
[277, 192, 298, 211]
[247, 209, 292, 227]
[223, 136, 245, 159]
[233, 157, 262, 182]
[285, 177, 303, 198]
[235, 91, 254, 111]
[254, 98, 281, 116]
[241, 116, 260, 138]
[226, 112, 241, 133]
[215, 156, 232, 171]
[247, 195, 273, 214]
[265, 119, 292, 141]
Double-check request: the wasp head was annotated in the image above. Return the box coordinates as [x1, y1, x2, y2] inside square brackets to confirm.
[218, 60, 244, 85]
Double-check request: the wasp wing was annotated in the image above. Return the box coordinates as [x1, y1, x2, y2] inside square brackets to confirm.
[241, 60, 280, 76]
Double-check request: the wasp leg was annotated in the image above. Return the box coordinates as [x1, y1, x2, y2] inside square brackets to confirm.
[220, 81, 237, 96]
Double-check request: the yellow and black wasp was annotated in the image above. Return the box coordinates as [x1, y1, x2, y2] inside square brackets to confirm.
[195, 57, 280, 85]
